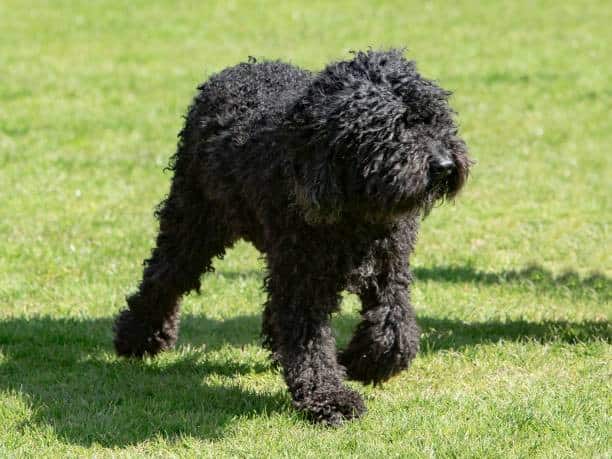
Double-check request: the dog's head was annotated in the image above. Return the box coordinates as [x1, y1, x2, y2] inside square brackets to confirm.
[285, 49, 472, 224]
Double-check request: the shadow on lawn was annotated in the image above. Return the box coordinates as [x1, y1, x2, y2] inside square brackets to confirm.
[416, 316, 611, 353]
[0, 314, 285, 447]
[1, 312, 610, 446]
[412, 264, 610, 300]
[0, 264, 609, 446]
[216, 263, 611, 301]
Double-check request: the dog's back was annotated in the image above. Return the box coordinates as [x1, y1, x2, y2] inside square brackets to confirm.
[190, 60, 312, 150]
[166, 60, 313, 235]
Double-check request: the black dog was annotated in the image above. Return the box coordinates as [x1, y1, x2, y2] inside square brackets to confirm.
[114, 49, 471, 425]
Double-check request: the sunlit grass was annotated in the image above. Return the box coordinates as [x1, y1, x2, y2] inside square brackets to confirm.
[0, 0, 610, 457]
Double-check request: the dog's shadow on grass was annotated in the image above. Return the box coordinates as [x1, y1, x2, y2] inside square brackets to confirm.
[218, 263, 610, 300]
[0, 314, 287, 447]
[0, 264, 609, 447]
[412, 264, 610, 301]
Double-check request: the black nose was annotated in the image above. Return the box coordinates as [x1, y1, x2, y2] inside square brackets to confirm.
[430, 157, 455, 178]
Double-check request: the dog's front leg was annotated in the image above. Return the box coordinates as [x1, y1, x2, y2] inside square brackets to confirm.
[265, 250, 366, 426]
[339, 276, 420, 385]
[339, 230, 420, 385]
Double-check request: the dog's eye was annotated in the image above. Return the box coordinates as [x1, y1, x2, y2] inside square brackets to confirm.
[421, 113, 435, 124]
[402, 111, 435, 128]
[402, 113, 418, 125]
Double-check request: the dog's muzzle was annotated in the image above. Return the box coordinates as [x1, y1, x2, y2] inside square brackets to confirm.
[429, 156, 455, 180]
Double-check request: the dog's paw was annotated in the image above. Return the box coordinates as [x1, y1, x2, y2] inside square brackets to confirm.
[339, 343, 413, 385]
[339, 320, 419, 385]
[113, 309, 178, 358]
[295, 386, 366, 426]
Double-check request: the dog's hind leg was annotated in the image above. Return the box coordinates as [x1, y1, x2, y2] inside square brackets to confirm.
[113, 183, 232, 358]
[339, 231, 420, 385]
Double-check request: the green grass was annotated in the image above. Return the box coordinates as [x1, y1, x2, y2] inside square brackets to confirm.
[1, 0, 610, 456]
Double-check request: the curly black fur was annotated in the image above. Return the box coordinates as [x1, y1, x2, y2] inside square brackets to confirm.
[113, 49, 471, 425]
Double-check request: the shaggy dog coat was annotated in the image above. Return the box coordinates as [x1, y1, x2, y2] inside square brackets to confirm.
[114, 49, 471, 425]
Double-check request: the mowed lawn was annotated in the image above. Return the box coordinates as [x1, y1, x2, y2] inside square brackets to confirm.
[1, 0, 610, 457]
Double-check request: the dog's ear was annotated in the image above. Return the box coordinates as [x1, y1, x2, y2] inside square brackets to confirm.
[282, 94, 347, 223]
[282, 51, 416, 222]
[282, 71, 398, 223]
